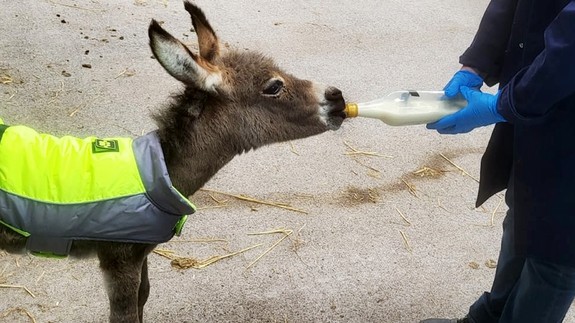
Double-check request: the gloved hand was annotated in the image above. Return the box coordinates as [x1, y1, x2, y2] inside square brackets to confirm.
[443, 69, 484, 98]
[426, 86, 506, 134]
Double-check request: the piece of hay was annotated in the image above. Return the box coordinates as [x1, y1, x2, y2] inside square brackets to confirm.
[114, 68, 136, 79]
[437, 198, 450, 213]
[288, 141, 300, 156]
[200, 188, 308, 214]
[208, 193, 227, 205]
[413, 166, 443, 178]
[399, 230, 412, 252]
[35, 271, 46, 285]
[351, 157, 381, 174]
[0, 284, 36, 298]
[6, 91, 17, 101]
[343, 141, 392, 158]
[491, 198, 504, 226]
[401, 178, 418, 198]
[68, 102, 88, 117]
[69, 108, 80, 117]
[394, 207, 411, 226]
[246, 229, 294, 269]
[439, 153, 479, 183]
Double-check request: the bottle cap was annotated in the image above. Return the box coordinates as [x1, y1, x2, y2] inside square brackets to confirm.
[344, 103, 358, 118]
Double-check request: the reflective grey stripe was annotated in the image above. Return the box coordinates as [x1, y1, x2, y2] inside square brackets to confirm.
[132, 132, 196, 215]
[0, 190, 183, 251]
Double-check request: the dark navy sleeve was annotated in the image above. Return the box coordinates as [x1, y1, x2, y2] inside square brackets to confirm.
[497, 1, 575, 124]
[459, 0, 518, 86]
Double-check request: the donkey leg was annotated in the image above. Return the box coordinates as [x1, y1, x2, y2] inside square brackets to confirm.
[97, 243, 154, 323]
[137, 257, 150, 323]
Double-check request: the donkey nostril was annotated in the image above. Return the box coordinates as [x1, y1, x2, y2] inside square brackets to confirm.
[325, 87, 343, 101]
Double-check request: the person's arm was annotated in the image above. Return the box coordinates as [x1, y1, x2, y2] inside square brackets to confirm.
[498, 1, 575, 125]
[459, 0, 519, 86]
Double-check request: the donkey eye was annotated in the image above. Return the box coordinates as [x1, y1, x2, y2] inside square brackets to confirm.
[262, 79, 284, 96]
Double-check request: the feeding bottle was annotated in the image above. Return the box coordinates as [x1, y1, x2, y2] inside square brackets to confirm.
[344, 91, 467, 126]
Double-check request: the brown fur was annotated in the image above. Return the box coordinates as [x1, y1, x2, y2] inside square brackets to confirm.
[0, 2, 345, 322]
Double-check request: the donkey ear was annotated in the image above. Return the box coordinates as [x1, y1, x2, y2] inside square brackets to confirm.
[184, 1, 220, 62]
[148, 19, 222, 93]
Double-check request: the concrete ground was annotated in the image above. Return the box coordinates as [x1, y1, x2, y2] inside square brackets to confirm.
[1, 0, 573, 322]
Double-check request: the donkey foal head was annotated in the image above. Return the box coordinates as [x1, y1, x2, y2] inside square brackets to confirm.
[149, 1, 346, 162]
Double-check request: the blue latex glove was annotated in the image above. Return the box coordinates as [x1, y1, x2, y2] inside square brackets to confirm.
[427, 86, 506, 134]
[443, 70, 484, 98]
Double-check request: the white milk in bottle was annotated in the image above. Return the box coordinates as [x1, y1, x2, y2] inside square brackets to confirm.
[344, 91, 466, 126]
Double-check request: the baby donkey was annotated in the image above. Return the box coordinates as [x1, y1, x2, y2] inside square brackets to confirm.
[0, 1, 345, 322]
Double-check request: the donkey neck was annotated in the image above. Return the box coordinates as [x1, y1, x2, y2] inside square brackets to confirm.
[156, 119, 242, 197]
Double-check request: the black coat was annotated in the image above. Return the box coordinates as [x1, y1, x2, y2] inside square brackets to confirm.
[460, 0, 575, 266]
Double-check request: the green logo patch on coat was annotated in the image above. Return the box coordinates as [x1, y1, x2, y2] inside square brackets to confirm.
[92, 139, 119, 153]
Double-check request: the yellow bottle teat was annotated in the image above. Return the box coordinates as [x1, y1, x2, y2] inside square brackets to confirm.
[344, 103, 358, 118]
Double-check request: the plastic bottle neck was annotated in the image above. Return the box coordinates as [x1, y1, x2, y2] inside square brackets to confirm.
[344, 103, 359, 118]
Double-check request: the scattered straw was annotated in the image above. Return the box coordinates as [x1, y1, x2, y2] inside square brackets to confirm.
[153, 244, 261, 269]
[400, 178, 418, 197]
[246, 229, 294, 269]
[394, 207, 411, 226]
[0, 307, 36, 323]
[439, 153, 479, 183]
[413, 166, 443, 178]
[200, 188, 308, 214]
[343, 141, 392, 158]
[398, 230, 412, 252]
[0, 284, 36, 298]
[468, 262, 480, 269]
[344, 186, 379, 204]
